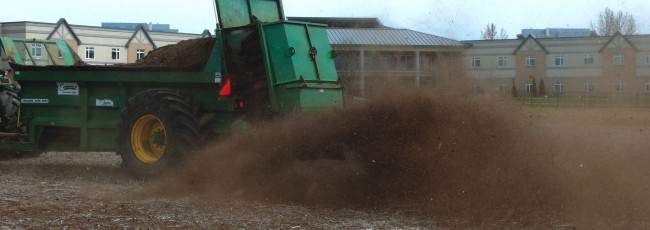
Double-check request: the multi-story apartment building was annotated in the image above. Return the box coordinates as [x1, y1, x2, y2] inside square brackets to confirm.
[463, 30, 650, 96]
[0, 18, 210, 68]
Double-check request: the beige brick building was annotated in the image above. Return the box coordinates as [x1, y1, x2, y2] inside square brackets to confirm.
[463, 32, 650, 96]
[0, 18, 210, 67]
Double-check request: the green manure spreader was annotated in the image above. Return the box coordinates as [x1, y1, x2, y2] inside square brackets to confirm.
[0, 0, 345, 177]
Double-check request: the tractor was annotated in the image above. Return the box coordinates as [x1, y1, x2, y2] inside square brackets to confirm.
[0, 0, 344, 177]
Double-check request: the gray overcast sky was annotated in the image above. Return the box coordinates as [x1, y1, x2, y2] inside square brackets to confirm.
[2, 0, 649, 40]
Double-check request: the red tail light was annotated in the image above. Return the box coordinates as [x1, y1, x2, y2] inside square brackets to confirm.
[234, 100, 245, 109]
[0, 78, 10, 84]
[219, 78, 232, 97]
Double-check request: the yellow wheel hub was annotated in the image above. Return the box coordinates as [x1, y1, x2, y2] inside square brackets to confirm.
[131, 115, 167, 164]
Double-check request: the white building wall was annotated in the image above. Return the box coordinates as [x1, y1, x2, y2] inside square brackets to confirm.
[149, 32, 202, 47]
[463, 39, 519, 80]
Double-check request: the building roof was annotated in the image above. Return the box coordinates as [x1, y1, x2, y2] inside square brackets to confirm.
[518, 28, 596, 39]
[598, 31, 639, 53]
[47, 18, 81, 45]
[327, 28, 465, 47]
[513, 34, 549, 54]
[288, 17, 386, 28]
[126, 25, 157, 49]
[102, 22, 179, 33]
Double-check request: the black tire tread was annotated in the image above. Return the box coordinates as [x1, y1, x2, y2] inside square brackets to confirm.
[0, 85, 20, 131]
[116, 89, 201, 178]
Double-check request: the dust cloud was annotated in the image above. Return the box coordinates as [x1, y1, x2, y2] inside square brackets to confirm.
[150, 82, 650, 225]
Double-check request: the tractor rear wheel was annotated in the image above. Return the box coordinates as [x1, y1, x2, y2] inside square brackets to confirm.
[116, 89, 201, 178]
[0, 84, 20, 132]
[0, 83, 27, 160]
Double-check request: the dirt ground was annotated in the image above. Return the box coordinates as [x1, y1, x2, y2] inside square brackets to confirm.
[0, 153, 449, 229]
[3, 90, 650, 229]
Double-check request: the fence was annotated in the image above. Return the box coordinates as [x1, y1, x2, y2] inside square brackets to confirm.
[514, 92, 650, 108]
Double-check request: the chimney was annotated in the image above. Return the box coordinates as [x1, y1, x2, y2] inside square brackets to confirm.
[545, 28, 550, 38]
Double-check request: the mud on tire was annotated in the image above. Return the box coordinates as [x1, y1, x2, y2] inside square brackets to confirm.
[0, 83, 32, 160]
[116, 89, 201, 178]
[0, 84, 21, 132]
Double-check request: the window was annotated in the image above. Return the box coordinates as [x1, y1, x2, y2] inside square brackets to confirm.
[420, 54, 435, 72]
[554, 81, 564, 93]
[646, 82, 650, 92]
[584, 54, 594, 65]
[111, 48, 121, 60]
[497, 56, 508, 67]
[137, 49, 146, 60]
[613, 54, 624, 65]
[584, 82, 594, 92]
[31, 44, 42, 58]
[525, 56, 536, 67]
[615, 81, 625, 92]
[381, 56, 391, 68]
[396, 55, 414, 70]
[334, 51, 360, 71]
[85, 47, 95, 59]
[646, 53, 650, 65]
[471, 57, 481, 67]
[376, 54, 414, 70]
[525, 82, 535, 93]
[554, 55, 565, 66]
[498, 80, 508, 92]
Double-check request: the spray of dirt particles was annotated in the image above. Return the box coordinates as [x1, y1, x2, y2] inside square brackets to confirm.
[148, 82, 650, 225]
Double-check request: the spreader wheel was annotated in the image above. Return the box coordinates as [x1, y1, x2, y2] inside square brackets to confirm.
[116, 89, 201, 178]
[0, 84, 21, 132]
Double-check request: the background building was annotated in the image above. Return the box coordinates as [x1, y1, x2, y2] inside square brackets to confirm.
[291, 17, 467, 97]
[518, 28, 595, 39]
[463, 30, 650, 96]
[0, 18, 210, 67]
[102, 22, 179, 33]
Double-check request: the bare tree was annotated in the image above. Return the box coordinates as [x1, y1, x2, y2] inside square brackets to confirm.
[481, 23, 497, 40]
[592, 7, 638, 36]
[481, 23, 508, 40]
[498, 28, 509, 39]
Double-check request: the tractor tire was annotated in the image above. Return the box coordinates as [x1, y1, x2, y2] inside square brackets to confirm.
[0, 84, 20, 132]
[116, 89, 201, 178]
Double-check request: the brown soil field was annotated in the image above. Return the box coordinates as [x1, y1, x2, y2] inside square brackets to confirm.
[3, 90, 650, 229]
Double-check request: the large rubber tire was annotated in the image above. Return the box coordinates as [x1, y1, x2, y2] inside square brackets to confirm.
[0, 84, 20, 132]
[116, 89, 201, 178]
